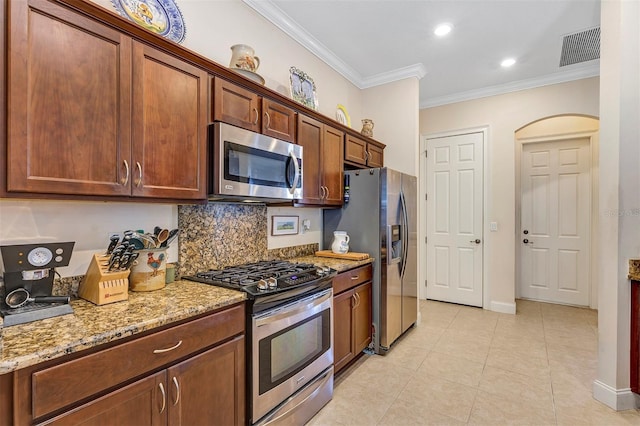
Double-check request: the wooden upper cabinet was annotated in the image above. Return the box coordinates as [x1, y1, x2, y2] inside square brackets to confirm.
[213, 78, 260, 132]
[345, 134, 384, 168]
[6, 0, 207, 200]
[322, 125, 345, 205]
[132, 42, 207, 199]
[7, 0, 132, 196]
[296, 114, 344, 206]
[262, 98, 296, 143]
[213, 78, 296, 142]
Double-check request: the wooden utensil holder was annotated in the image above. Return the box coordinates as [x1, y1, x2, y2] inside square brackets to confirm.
[78, 254, 130, 305]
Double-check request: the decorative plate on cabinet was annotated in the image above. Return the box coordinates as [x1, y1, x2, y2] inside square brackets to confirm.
[336, 104, 351, 127]
[111, 0, 186, 44]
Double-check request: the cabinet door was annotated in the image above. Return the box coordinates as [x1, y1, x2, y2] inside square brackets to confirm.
[333, 290, 355, 374]
[367, 143, 384, 168]
[7, 0, 132, 196]
[167, 336, 245, 426]
[132, 42, 207, 199]
[213, 78, 260, 132]
[344, 135, 367, 166]
[262, 98, 296, 143]
[42, 371, 166, 426]
[353, 282, 373, 354]
[296, 114, 323, 204]
[322, 125, 344, 206]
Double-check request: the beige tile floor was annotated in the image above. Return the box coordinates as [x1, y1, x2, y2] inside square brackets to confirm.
[309, 299, 640, 425]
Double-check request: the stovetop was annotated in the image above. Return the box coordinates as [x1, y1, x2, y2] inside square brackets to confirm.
[183, 260, 334, 299]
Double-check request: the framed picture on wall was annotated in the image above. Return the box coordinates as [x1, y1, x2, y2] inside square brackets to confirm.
[271, 215, 299, 236]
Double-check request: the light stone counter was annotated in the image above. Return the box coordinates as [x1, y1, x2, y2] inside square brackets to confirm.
[289, 255, 374, 273]
[630, 259, 640, 281]
[0, 280, 245, 374]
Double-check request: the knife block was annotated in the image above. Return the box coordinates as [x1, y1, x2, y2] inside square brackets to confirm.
[78, 254, 130, 305]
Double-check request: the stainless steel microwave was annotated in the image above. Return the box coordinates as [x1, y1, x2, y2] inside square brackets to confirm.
[209, 122, 303, 202]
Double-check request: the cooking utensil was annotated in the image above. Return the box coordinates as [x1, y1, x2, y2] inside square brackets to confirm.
[5, 288, 70, 309]
[120, 252, 139, 270]
[160, 229, 179, 248]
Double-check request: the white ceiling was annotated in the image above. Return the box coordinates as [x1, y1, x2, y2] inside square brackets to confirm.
[243, 0, 601, 108]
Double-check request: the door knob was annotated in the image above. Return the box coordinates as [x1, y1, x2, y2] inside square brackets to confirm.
[469, 239, 481, 244]
[523, 230, 529, 234]
[523, 239, 529, 244]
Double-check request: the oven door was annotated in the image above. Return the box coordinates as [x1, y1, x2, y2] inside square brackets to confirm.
[212, 122, 303, 201]
[251, 288, 333, 423]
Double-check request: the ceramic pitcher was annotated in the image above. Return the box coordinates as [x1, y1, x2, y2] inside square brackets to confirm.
[361, 119, 374, 137]
[229, 44, 260, 73]
[331, 231, 350, 254]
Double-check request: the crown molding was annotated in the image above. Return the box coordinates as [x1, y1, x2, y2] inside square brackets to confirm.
[244, 0, 597, 108]
[420, 63, 600, 109]
[243, 0, 426, 88]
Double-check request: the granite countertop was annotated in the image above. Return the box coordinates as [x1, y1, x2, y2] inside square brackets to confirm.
[289, 255, 374, 272]
[0, 280, 246, 374]
[630, 259, 640, 281]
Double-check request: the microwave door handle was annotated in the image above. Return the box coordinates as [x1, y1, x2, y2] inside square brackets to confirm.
[289, 151, 300, 195]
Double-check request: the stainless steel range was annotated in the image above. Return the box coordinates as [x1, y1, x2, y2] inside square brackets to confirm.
[185, 260, 335, 425]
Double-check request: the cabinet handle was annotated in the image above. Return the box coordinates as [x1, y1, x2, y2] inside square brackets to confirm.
[253, 108, 259, 125]
[353, 292, 360, 309]
[122, 160, 130, 185]
[264, 112, 271, 129]
[320, 186, 325, 199]
[158, 382, 166, 414]
[364, 151, 369, 163]
[350, 275, 360, 280]
[135, 161, 142, 187]
[172, 376, 180, 406]
[324, 186, 329, 200]
[153, 340, 183, 354]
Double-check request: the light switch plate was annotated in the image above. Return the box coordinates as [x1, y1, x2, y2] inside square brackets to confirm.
[490, 222, 498, 232]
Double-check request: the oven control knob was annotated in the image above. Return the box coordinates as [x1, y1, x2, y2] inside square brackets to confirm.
[267, 277, 278, 289]
[257, 279, 268, 291]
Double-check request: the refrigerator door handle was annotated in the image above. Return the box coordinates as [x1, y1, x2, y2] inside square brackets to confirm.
[399, 190, 409, 279]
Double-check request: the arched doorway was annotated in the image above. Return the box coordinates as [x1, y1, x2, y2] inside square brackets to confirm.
[515, 115, 599, 308]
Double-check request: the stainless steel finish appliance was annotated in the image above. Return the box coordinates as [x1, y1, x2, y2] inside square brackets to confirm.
[323, 167, 417, 354]
[184, 261, 335, 425]
[0, 242, 74, 326]
[209, 122, 303, 202]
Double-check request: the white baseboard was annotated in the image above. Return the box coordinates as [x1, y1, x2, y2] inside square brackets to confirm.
[489, 300, 516, 314]
[593, 380, 639, 410]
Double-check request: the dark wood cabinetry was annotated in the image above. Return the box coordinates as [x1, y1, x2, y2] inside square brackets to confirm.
[296, 114, 344, 206]
[213, 78, 296, 142]
[8, 303, 245, 425]
[333, 265, 373, 374]
[6, 0, 207, 200]
[631, 279, 640, 394]
[345, 134, 384, 168]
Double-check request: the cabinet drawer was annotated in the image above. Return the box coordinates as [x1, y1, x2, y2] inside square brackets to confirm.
[32, 303, 245, 419]
[333, 264, 372, 295]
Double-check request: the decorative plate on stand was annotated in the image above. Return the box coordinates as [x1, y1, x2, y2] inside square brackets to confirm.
[111, 0, 186, 44]
[336, 104, 351, 127]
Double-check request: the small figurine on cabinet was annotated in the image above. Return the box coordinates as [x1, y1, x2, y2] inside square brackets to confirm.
[361, 119, 374, 137]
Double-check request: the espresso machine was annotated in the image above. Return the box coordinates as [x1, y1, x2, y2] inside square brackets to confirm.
[0, 242, 74, 326]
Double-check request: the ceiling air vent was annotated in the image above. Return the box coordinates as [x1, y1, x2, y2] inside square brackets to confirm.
[559, 27, 600, 67]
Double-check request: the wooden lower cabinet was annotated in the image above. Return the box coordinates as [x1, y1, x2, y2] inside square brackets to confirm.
[42, 337, 245, 426]
[333, 265, 373, 374]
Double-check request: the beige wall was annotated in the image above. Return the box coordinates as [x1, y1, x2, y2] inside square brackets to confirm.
[419, 77, 600, 310]
[594, 0, 640, 411]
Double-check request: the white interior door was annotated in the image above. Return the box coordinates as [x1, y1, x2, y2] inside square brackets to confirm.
[520, 138, 591, 306]
[426, 132, 483, 307]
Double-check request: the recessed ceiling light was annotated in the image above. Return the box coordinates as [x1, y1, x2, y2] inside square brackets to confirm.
[501, 58, 517, 68]
[434, 23, 452, 37]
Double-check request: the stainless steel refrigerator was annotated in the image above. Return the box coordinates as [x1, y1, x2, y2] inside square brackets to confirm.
[323, 167, 417, 354]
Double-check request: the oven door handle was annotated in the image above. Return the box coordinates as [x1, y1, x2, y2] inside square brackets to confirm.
[254, 289, 332, 327]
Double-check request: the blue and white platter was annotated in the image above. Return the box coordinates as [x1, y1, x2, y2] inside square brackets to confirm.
[111, 0, 186, 44]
